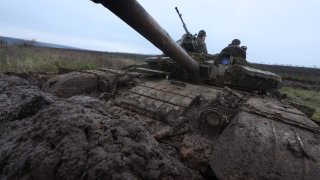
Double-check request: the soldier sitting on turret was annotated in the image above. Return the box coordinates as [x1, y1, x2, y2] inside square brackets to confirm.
[220, 39, 246, 59]
[193, 30, 208, 54]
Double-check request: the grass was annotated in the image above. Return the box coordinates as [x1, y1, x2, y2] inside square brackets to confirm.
[280, 86, 320, 121]
[0, 44, 145, 73]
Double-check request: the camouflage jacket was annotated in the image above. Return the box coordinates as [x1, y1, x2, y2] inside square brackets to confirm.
[220, 45, 246, 59]
[193, 37, 208, 54]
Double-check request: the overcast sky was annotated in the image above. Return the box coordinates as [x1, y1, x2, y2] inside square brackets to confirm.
[1, 0, 319, 67]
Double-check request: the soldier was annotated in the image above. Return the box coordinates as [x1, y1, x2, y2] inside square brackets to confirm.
[220, 39, 246, 59]
[241, 46, 247, 52]
[193, 30, 208, 54]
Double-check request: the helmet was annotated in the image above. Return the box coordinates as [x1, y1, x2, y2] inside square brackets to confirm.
[198, 30, 206, 37]
[231, 39, 241, 45]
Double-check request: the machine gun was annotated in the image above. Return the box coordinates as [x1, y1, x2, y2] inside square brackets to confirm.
[175, 7, 192, 38]
[175, 7, 197, 52]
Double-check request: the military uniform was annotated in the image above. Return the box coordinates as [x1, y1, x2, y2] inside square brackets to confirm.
[193, 37, 208, 54]
[220, 45, 246, 59]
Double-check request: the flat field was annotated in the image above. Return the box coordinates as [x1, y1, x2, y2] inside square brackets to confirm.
[0, 44, 146, 73]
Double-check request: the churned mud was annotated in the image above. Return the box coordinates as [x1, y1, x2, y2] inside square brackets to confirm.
[0, 73, 213, 179]
[1, 72, 319, 180]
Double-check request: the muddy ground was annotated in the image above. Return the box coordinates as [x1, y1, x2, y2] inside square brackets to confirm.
[1, 72, 319, 180]
[0, 73, 215, 179]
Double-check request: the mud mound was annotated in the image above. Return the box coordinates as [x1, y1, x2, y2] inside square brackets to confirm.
[0, 74, 56, 124]
[42, 72, 98, 98]
[42, 69, 138, 98]
[0, 74, 202, 179]
[3, 72, 53, 88]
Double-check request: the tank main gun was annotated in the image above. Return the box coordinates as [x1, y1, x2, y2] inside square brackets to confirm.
[91, 0, 200, 83]
[175, 7, 192, 38]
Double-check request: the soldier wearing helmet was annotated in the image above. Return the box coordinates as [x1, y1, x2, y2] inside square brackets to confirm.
[241, 46, 247, 52]
[193, 30, 208, 54]
[220, 39, 246, 59]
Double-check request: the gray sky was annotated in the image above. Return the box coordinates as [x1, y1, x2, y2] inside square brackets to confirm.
[1, 0, 319, 67]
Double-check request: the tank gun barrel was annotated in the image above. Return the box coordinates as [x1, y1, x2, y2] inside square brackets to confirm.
[91, 0, 200, 83]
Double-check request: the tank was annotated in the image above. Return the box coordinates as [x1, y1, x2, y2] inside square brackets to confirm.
[91, 0, 281, 92]
[121, 4, 282, 93]
[143, 53, 282, 92]
[36, 0, 319, 179]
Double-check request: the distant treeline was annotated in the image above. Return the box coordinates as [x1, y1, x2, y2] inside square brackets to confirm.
[76, 49, 150, 61]
[0, 36, 151, 60]
[252, 63, 320, 84]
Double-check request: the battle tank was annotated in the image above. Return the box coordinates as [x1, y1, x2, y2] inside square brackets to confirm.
[132, 7, 282, 93]
[142, 49, 282, 93]
[40, 0, 320, 179]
